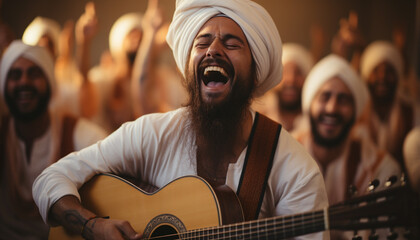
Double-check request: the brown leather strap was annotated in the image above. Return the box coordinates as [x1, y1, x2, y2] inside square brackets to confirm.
[345, 140, 361, 200]
[59, 115, 77, 160]
[237, 112, 282, 221]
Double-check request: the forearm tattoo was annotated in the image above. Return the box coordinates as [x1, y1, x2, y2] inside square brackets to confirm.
[64, 210, 86, 233]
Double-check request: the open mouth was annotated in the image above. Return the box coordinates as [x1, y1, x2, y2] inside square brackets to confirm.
[321, 115, 338, 124]
[14, 88, 38, 103]
[201, 66, 230, 87]
[18, 91, 36, 100]
[318, 114, 343, 129]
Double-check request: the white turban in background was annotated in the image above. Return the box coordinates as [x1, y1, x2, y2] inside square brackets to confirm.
[302, 54, 369, 120]
[22, 16, 61, 55]
[166, 0, 283, 97]
[282, 43, 314, 76]
[403, 127, 420, 191]
[0, 40, 56, 103]
[360, 41, 403, 81]
[109, 12, 143, 59]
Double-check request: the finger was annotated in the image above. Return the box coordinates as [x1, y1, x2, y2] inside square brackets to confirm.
[147, 0, 159, 10]
[117, 221, 140, 240]
[85, 1, 96, 16]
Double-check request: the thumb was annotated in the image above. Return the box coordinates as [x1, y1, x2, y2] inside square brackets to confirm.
[118, 222, 142, 240]
[130, 233, 143, 240]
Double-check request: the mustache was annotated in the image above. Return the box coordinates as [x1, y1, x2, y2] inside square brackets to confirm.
[316, 113, 344, 122]
[12, 85, 39, 97]
[279, 85, 301, 92]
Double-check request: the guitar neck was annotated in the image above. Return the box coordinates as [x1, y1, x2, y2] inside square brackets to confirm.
[181, 209, 326, 239]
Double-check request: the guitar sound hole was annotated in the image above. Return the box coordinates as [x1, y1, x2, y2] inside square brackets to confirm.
[143, 214, 186, 238]
[150, 224, 179, 239]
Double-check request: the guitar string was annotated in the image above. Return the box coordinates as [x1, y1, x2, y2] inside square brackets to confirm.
[182, 221, 325, 240]
[146, 211, 325, 240]
[148, 219, 324, 240]
[147, 201, 389, 240]
[145, 191, 390, 239]
[186, 216, 324, 240]
[147, 202, 381, 240]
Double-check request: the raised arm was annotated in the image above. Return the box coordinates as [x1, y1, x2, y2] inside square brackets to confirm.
[76, 2, 99, 118]
[131, 0, 171, 117]
[330, 11, 365, 72]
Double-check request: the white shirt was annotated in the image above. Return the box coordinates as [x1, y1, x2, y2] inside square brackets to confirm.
[33, 107, 329, 240]
[0, 113, 107, 240]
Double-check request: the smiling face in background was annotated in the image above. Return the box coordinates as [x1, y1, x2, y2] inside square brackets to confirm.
[5, 57, 50, 122]
[366, 61, 398, 104]
[309, 77, 355, 148]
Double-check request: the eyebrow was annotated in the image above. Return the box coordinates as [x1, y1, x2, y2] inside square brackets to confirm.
[195, 33, 246, 45]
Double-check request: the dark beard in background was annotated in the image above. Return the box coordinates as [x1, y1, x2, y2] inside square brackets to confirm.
[368, 81, 397, 107]
[277, 91, 302, 112]
[310, 113, 355, 149]
[5, 85, 51, 123]
[185, 66, 255, 161]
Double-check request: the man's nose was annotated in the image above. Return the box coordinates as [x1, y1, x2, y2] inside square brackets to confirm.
[206, 39, 223, 57]
[325, 97, 338, 113]
[17, 71, 31, 85]
[374, 65, 389, 84]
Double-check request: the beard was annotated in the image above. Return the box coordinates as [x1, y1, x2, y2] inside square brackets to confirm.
[368, 81, 397, 106]
[5, 85, 51, 122]
[310, 113, 355, 149]
[185, 60, 256, 161]
[277, 87, 302, 112]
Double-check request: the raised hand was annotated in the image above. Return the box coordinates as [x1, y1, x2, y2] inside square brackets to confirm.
[331, 11, 365, 61]
[76, 2, 98, 45]
[142, 0, 164, 35]
[58, 20, 75, 61]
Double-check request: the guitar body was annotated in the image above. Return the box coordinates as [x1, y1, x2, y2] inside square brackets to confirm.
[49, 174, 244, 240]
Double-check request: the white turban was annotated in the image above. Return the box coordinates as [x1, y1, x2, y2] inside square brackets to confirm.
[360, 41, 403, 81]
[22, 16, 61, 55]
[282, 43, 314, 76]
[0, 40, 56, 102]
[302, 54, 369, 120]
[403, 127, 420, 191]
[166, 0, 283, 97]
[109, 12, 143, 59]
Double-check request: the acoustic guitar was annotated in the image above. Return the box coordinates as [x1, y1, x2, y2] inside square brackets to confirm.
[49, 173, 419, 239]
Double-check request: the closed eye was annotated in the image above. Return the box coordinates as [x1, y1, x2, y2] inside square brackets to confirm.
[195, 43, 210, 49]
[225, 43, 240, 49]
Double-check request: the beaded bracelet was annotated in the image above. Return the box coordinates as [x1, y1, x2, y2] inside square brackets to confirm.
[81, 215, 110, 238]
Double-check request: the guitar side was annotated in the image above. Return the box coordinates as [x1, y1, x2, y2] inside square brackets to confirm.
[48, 173, 244, 240]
